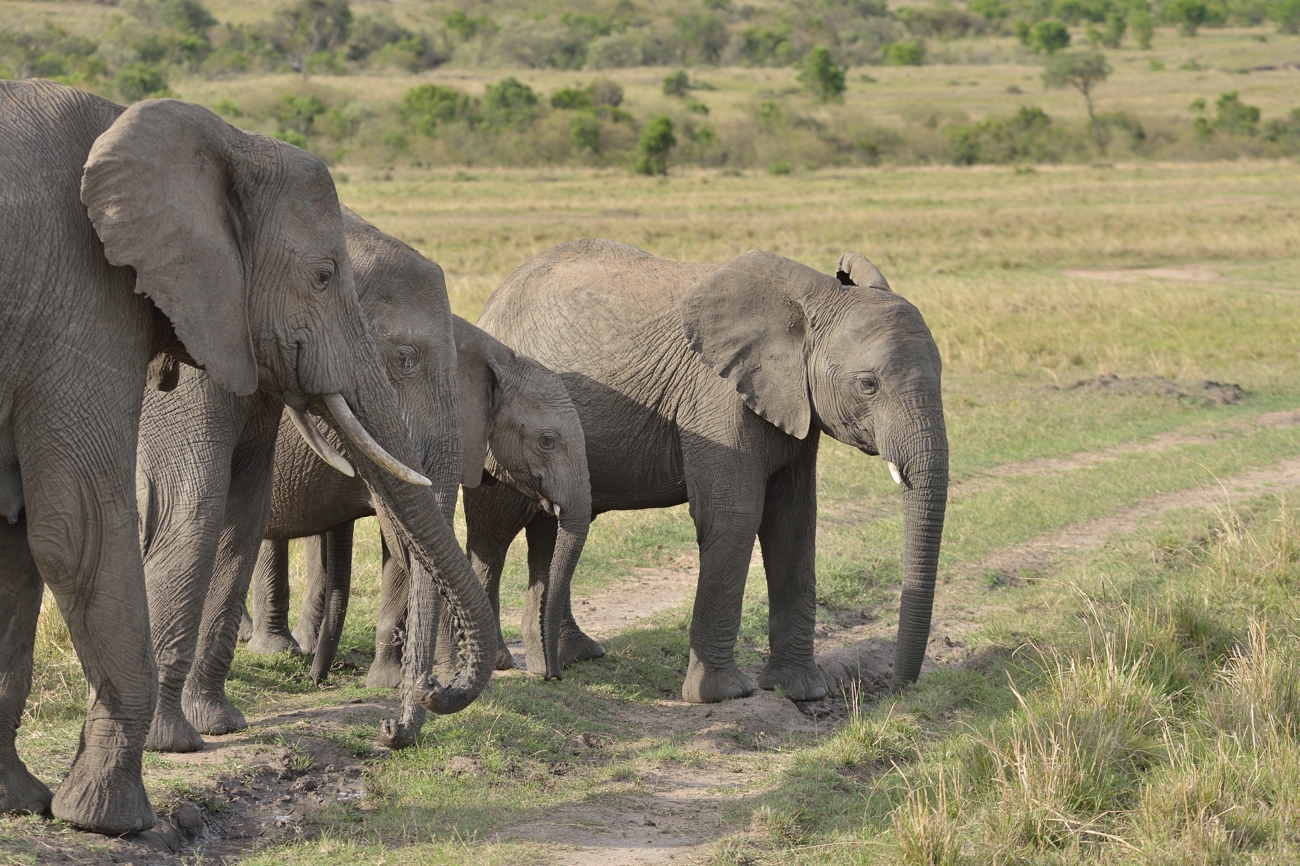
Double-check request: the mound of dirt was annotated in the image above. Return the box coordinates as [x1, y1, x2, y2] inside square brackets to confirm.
[1062, 374, 1244, 405]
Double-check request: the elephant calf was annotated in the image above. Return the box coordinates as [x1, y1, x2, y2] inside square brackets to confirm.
[242, 314, 594, 684]
[467, 240, 949, 704]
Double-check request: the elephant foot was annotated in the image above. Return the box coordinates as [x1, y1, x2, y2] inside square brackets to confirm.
[682, 651, 756, 704]
[182, 689, 246, 737]
[50, 748, 155, 835]
[559, 629, 605, 667]
[495, 640, 516, 671]
[236, 606, 253, 643]
[366, 655, 403, 689]
[293, 625, 319, 656]
[145, 707, 205, 753]
[247, 626, 301, 656]
[0, 759, 53, 816]
[757, 659, 829, 702]
[378, 718, 415, 750]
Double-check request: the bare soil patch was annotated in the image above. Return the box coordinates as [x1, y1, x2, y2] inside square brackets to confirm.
[1063, 264, 1223, 283]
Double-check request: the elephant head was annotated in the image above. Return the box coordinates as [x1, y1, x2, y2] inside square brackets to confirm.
[455, 316, 592, 680]
[682, 250, 948, 689]
[81, 100, 495, 730]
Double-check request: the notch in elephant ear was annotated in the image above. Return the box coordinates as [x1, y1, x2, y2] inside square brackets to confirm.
[81, 99, 258, 396]
[682, 250, 842, 439]
[835, 252, 891, 292]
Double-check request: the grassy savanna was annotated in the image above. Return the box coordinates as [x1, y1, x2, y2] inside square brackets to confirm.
[2, 157, 1298, 864]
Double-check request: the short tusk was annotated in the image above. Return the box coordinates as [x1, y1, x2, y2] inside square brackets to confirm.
[323, 393, 431, 487]
[888, 461, 903, 485]
[287, 407, 354, 478]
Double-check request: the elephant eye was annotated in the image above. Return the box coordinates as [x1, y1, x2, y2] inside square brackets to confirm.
[396, 346, 418, 373]
[314, 267, 333, 292]
[539, 432, 557, 451]
[857, 375, 879, 396]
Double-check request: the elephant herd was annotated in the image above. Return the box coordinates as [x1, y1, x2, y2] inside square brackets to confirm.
[0, 80, 949, 837]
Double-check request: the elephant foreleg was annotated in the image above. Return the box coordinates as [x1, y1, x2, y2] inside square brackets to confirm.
[0, 516, 53, 818]
[464, 484, 537, 672]
[755, 449, 828, 702]
[247, 539, 299, 654]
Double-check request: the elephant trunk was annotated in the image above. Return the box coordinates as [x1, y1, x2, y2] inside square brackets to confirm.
[323, 379, 494, 742]
[890, 415, 949, 690]
[541, 510, 591, 680]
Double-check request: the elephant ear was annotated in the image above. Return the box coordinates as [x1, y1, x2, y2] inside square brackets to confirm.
[453, 316, 500, 489]
[683, 250, 840, 439]
[81, 99, 258, 396]
[835, 252, 891, 291]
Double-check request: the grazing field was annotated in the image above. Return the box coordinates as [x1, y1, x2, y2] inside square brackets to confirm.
[3, 157, 1300, 864]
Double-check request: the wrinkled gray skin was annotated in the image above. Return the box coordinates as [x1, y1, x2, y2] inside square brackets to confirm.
[137, 208, 497, 757]
[473, 239, 948, 704]
[243, 314, 594, 684]
[0, 80, 481, 837]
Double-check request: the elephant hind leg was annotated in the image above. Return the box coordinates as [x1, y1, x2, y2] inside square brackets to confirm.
[22, 433, 157, 833]
[0, 516, 53, 818]
[366, 528, 405, 689]
[247, 539, 300, 655]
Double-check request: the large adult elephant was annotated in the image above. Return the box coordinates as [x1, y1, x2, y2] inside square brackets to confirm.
[469, 239, 948, 704]
[0, 80, 485, 836]
[137, 209, 497, 755]
[242, 314, 593, 684]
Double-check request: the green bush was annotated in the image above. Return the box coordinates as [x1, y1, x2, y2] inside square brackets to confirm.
[400, 84, 474, 136]
[1211, 91, 1261, 134]
[1129, 3, 1155, 47]
[1272, 0, 1300, 32]
[882, 39, 924, 65]
[551, 86, 594, 111]
[633, 114, 675, 175]
[115, 63, 169, 102]
[797, 45, 846, 101]
[483, 76, 538, 128]
[1165, 0, 1209, 33]
[277, 93, 327, 135]
[970, 0, 1012, 20]
[947, 106, 1062, 164]
[570, 113, 601, 152]
[663, 69, 690, 96]
[1024, 19, 1072, 53]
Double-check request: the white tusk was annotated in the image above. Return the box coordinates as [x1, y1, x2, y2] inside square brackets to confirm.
[888, 461, 903, 485]
[287, 408, 355, 478]
[323, 393, 432, 487]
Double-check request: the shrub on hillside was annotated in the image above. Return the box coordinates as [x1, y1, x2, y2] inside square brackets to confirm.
[797, 45, 846, 101]
[483, 76, 539, 128]
[633, 114, 676, 175]
[401, 83, 476, 136]
[882, 39, 924, 65]
[115, 62, 170, 101]
[947, 106, 1066, 164]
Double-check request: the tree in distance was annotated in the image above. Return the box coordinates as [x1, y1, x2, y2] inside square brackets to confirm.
[1017, 19, 1071, 53]
[798, 45, 846, 101]
[1043, 50, 1112, 155]
[663, 69, 691, 96]
[633, 114, 675, 175]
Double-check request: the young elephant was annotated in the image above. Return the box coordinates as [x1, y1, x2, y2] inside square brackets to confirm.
[243, 315, 594, 683]
[467, 240, 949, 705]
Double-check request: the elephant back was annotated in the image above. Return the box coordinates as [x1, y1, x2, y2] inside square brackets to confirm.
[479, 239, 714, 373]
